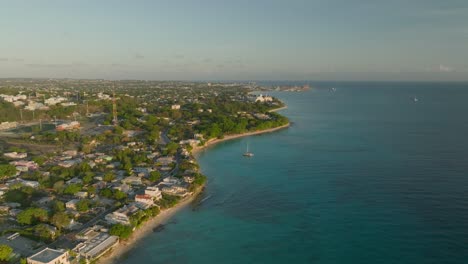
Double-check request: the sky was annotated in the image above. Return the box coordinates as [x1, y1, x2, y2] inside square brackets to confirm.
[0, 0, 468, 81]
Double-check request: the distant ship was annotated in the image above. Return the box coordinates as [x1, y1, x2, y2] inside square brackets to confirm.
[413, 97, 419, 103]
[331, 87, 337, 92]
[243, 142, 254, 157]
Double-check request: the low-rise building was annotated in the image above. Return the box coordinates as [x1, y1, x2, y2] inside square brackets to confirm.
[74, 232, 119, 262]
[27, 248, 70, 264]
[4, 152, 27, 159]
[0, 121, 18, 130]
[105, 205, 139, 225]
[66, 199, 79, 210]
[135, 194, 154, 207]
[145, 186, 162, 200]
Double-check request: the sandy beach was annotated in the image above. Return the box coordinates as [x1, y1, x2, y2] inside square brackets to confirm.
[98, 188, 202, 264]
[99, 109, 290, 264]
[192, 123, 290, 156]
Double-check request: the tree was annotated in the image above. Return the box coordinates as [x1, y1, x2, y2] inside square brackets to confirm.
[0, 244, 12, 261]
[35, 224, 55, 241]
[166, 142, 179, 155]
[32, 156, 47, 166]
[109, 224, 133, 239]
[148, 171, 161, 183]
[52, 201, 65, 213]
[82, 172, 95, 184]
[51, 212, 71, 230]
[76, 199, 90, 212]
[100, 188, 113, 198]
[113, 190, 127, 201]
[0, 164, 17, 180]
[63, 183, 81, 195]
[17, 208, 48, 225]
[103, 172, 115, 182]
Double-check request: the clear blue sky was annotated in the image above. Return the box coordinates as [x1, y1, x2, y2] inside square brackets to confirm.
[1, 0, 467, 81]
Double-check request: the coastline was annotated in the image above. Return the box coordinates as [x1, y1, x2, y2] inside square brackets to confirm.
[100, 106, 290, 264]
[98, 187, 203, 264]
[191, 123, 290, 156]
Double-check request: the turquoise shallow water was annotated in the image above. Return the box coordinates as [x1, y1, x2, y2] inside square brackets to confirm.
[121, 82, 468, 264]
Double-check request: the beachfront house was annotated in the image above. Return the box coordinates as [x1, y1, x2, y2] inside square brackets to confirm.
[27, 248, 70, 264]
[73, 232, 119, 262]
[105, 205, 139, 225]
[135, 194, 154, 209]
[145, 186, 162, 200]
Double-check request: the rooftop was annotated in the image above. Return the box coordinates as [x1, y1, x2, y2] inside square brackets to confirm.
[28, 248, 66, 263]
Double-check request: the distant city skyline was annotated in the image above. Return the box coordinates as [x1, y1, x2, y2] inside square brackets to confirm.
[1, 0, 468, 81]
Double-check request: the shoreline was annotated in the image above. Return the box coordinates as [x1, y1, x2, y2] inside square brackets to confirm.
[100, 106, 290, 264]
[98, 187, 203, 264]
[191, 123, 290, 156]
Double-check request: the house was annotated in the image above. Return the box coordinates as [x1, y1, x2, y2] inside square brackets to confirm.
[179, 139, 200, 147]
[105, 205, 139, 225]
[159, 176, 181, 187]
[66, 199, 79, 210]
[35, 196, 54, 206]
[62, 150, 78, 157]
[145, 186, 162, 200]
[0, 121, 18, 130]
[122, 176, 142, 185]
[4, 152, 27, 159]
[10, 160, 38, 170]
[58, 158, 82, 168]
[45, 96, 67, 106]
[156, 156, 174, 166]
[254, 94, 273, 103]
[18, 179, 40, 188]
[73, 232, 119, 261]
[75, 192, 88, 199]
[161, 185, 189, 197]
[135, 194, 154, 207]
[66, 177, 83, 185]
[171, 104, 180, 110]
[27, 248, 70, 264]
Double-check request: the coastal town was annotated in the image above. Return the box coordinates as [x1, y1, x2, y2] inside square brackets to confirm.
[0, 79, 288, 264]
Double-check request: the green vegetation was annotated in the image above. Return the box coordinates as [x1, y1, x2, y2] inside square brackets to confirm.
[109, 224, 133, 239]
[148, 171, 161, 182]
[0, 164, 16, 180]
[51, 212, 71, 230]
[158, 194, 181, 209]
[0, 244, 13, 261]
[17, 208, 48, 225]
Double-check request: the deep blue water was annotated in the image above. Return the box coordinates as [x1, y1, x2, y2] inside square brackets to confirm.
[121, 82, 468, 264]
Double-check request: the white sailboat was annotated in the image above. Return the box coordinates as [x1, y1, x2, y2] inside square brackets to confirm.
[243, 142, 254, 157]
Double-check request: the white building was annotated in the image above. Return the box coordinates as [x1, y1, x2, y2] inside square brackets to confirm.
[171, 104, 181, 110]
[27, 248, 70, 264]
[45, 96, 67, 106]
[66, 199, 80, 210]
[105, 205, 139, 225]
[3, 152, 27, 159]
[255, 94, 273, 103]
[145, 186, 162, 200]
[74, 232, 119, 261]
[0, 121, 18, 130]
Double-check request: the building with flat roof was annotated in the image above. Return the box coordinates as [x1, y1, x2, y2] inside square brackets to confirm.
[74, 232, 119, 261]
[27, 248, 69, 264]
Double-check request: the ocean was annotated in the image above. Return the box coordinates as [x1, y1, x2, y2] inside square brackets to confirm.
[120, 82, 468, 264]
